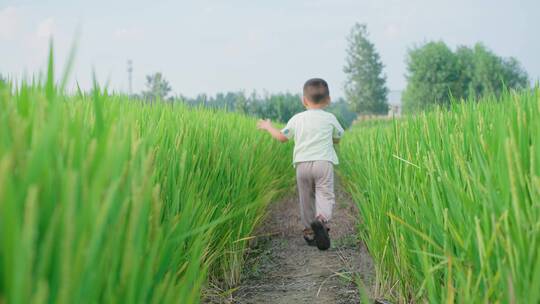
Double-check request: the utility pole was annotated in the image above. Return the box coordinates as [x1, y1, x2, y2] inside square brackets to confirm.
[127, 59, 133, 96]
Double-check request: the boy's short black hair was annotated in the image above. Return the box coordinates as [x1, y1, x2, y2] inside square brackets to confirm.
[303, 78, 330, 104]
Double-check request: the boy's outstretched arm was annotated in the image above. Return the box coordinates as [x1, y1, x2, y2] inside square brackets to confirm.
[257, 119, 288, 142]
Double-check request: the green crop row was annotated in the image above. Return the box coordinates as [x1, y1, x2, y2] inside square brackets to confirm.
[339, 88, 540, 303]
[0, 58, 294, 303]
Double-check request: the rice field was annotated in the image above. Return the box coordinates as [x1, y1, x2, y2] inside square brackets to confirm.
[0, 57, 294, 303]
[2, 49, 539, 304]
[339, 89, 540, 302]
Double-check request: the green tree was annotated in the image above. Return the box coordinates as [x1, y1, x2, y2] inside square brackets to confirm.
[235, 92, 248, 114]
[403, 42, 529, 113]
[344, 23, 389, 115]
[326, 98, 357, 128]
[143, 72, 172, 101]
[465, 43, 528, 98]
[402, 41, 461, 112]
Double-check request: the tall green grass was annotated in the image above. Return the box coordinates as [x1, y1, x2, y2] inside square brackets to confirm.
[0, 59, 294, 303]
[340, 89, 540, 302]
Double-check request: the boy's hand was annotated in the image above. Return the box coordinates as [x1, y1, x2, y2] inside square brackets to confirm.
[256, 119, 288, 142]
[257, 119, 273, 131]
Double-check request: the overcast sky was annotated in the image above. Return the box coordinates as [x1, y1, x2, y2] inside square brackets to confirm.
[1, 0, 538, 98]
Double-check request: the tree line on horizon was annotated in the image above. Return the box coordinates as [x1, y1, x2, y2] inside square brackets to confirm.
[180, 91, 358, 128]
[135, 75, 358, 128]
[139, 22, 530, 118]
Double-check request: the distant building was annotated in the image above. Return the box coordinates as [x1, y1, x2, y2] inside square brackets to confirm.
[387, 90, 402, 117]
[350, 90, 403, 125]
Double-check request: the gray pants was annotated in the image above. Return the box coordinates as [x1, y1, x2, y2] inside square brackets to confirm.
[296, 161, 335, 229]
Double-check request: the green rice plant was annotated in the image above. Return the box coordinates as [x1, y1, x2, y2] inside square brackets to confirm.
[339, 89, 540, 303]
[0, 52, 294, 303]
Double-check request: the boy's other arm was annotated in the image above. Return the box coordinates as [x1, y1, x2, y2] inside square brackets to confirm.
[257, 119, 289, 142]
[331, 115, 344, 145]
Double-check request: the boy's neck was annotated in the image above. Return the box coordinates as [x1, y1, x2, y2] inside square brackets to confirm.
[303, 97, 330, 110]
[305, 103, 328, 110]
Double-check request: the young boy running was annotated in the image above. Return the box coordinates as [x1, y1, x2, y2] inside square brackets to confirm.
[257, 78, 344, 251]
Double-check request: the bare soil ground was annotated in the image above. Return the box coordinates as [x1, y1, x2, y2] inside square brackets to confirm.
[210, 179, 375, 303]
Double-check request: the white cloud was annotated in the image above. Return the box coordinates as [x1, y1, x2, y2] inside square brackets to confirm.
[21, 17, 61, 68]
[0, 6, 21, 39]
[36, 17, 56, 39]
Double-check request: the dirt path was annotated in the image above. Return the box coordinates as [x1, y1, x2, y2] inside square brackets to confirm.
[229, 179, 375, 304]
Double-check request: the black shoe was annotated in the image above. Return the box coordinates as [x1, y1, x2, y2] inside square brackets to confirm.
[310, 219, 330, 250]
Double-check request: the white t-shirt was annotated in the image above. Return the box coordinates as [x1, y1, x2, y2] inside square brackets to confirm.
[281, 109, 344, 166]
